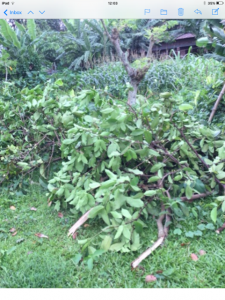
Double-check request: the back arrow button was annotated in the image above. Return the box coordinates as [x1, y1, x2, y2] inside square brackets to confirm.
[4, 9, 7, 16]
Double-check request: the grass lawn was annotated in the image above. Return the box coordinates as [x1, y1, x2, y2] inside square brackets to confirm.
[0, 187, 225, 288]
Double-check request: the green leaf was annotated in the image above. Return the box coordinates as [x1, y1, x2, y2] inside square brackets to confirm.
[148, 176, 160, 183]
[100, 235, 112, 250]
[101, 107, 114, 114]
[173, 228, 182, 235]
[27, 19, 36, 40]
[210, 207, 217, 223]
[222, 201, 225, 212]
[89, 182, 100, 189]
[107, 143, 119, 157]
[196, 37, 209, 47]
[77, 239, 89, 245]
[72, 253, 82, 265]
[100, 210, 110, 225]
[131, 129, 144, 136]
[192, 207, 198, 218]
[89, 206, 104, 218]
[144, 190, 156, 197]
[205, 223, 215, 230]
[114, 225, 124, 239]
[62, 139, 75, 145]
[105, 169, 117, 180]
[173, 174, 182, 181]
[127, 168, 143, 175]
[193, 230, 202, 236]
[109, 242, 124, 252]
[185, 231, 194, 238]
[216, 171, 225, 180]
[84, 115, 93, 122]
[151, 116, 159, 129]
[92, 249, 105, 258]
[87, 258, 93, 270]
[134, 221, 143, 234]
[55, 79, 63, 86]
[100, 179, 116, 189]
[185, 185, 193, 200]
[150, 163, 165, 173]
[121, 209, 132, 219]
[144, 131, 152, 143]
[126, 198, 144, 208]
[179, 202, 189, 217]
[123, 225, 131, 240]
[197, 224, 206, 231]
[17, 162, 30, 170]
[54, 200, 60, 212]
[15, 21, 26, 32]
[149, 149, 160, 157]
[179, 104, 193, 111]
[40, 164, 46, 179]
[111, 211, 122, 219]
[0, 19, 21, 48]
[168, 175, 173, 184]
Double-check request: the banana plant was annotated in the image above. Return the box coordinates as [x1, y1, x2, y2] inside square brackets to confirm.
[196, 19, 225, 62]
[0, 19, 39, 59]
[56, 19, 113, 70]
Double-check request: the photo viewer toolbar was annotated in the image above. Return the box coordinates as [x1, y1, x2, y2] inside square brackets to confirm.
[1, 0, 224, 18]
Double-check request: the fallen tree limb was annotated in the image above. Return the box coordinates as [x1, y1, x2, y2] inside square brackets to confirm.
[67, 207, 95, 237]
[131, 203, 168, 269]
[131, 237, 165, 269]
[215, 222, 225, 234]
[157, 204, 166, 238]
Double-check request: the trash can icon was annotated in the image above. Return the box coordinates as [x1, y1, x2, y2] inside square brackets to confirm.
[178, 8, 184, 16]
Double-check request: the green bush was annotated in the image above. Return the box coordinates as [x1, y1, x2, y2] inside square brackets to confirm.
[16, 50, 41, 77]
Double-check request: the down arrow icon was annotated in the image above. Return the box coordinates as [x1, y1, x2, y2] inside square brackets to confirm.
[39, 11, 45, 14]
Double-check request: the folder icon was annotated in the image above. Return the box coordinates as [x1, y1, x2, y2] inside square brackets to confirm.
[160, 9, 167, 15]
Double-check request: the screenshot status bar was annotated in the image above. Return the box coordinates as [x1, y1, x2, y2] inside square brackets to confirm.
[0, 0, 224, 18]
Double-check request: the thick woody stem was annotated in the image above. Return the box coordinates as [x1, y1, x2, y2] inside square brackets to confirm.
[131, 202, 168, 269]
[181, 192, 213, 202]
[131, 237, 164, 269]
[216, 222, 225, 234]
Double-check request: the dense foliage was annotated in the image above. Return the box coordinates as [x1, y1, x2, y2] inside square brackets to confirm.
[1, 18, 225, 257]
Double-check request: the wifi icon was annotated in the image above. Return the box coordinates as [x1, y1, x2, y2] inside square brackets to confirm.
[11, 2, 15, 4]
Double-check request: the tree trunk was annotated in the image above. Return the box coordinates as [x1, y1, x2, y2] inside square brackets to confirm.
[100, 20, 151, 105]
[147, 37, 155, 58]
[128, 80, 139, 105]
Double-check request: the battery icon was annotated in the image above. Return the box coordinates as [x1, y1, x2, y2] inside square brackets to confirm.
[216, 1, 224, 4]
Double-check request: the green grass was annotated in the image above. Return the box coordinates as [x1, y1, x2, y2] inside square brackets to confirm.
[0, 187, 225, 288]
